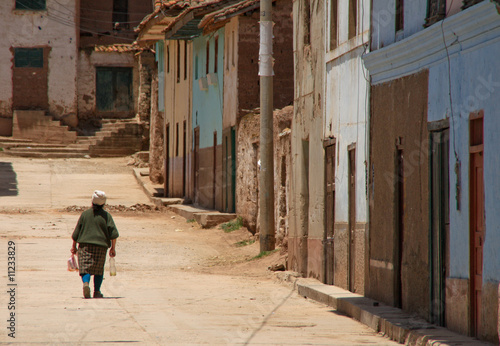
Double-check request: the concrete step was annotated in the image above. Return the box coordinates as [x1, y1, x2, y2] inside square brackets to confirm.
[7, 146, 88, 153]
[3, 150, 88, 158]
[194, 213, 237, 228]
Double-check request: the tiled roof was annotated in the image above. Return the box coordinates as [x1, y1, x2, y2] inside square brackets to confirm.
[137, 0, 227, 33]
[94, 44, 149, 53]
[198, 0, 259, 29]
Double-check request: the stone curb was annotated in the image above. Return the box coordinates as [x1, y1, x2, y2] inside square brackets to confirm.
[275, 274, 491, 346]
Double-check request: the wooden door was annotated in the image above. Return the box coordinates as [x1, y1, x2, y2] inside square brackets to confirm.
[395, 147, 404, 308]
[12, 48, 48, 110]
[348, 146, 356, 292]
[324, 143, 336, 285]
[164, 124, 170, 197]
[430, 129, 449, 326]
[194, 127, 200, 204]
[470, 114, 484, 337]
[182, 121, 187, 197]
[213, 132, 217, 209]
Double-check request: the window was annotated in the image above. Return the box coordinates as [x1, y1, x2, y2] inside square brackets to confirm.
[167, 46, 170, 73]
[96, 67, 133, 112]
[177, 41, 181, 83]
[16, 0, 45, 10]
[232, 31, 235, 67]
[112, 0, 128, 25]
[425, 0, 445, 27]
[214, 36, 218, 73]
[14, 48, 43, 68]
[184, 41, 187, 80]
[206, 41, 210, 75]
[304, 0, 311, 45]
[232, 31, 236, 67]
[176, 123, 179, 156]
[330, 0, 338, 50]
[348, 0, 357, 39]
[395, 0, 404, 32]
[195, 55, 199, 80]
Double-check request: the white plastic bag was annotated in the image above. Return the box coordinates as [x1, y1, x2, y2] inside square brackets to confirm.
[67, 254, 78, 272]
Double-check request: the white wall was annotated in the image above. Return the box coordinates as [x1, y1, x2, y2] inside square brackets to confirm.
[0, 0, 78, 117]
[325, 0, 370, 223]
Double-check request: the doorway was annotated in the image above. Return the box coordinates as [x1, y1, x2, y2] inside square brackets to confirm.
[430, 129, 450, 326]
[193, 127, 200, 204]
[469, 112, 484, 337]
[324, 141, 336, 285]
[164, 124, 170, 197]
[348, 145, 356, 292]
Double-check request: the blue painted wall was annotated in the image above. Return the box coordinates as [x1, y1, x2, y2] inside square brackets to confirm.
[192, 29, 225, 149]
[428, 30, 500, 283]
[156, 41, 165, 112]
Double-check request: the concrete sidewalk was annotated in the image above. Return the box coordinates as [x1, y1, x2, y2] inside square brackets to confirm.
[132, 168, 236, 228]
[276, 274, 491, 345]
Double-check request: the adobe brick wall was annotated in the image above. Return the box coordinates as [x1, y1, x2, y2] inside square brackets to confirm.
[79, 0, 152, 48]
[237, 0, 293, 119]
[369, 70, 430, 319]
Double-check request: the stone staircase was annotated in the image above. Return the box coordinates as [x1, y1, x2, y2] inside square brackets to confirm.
[0, 119, 144, 158]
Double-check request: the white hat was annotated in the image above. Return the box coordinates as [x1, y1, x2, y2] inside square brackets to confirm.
[92, 190, 106, 205]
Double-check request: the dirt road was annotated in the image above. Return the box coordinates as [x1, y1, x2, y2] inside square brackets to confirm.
[0, 156, 397, 345]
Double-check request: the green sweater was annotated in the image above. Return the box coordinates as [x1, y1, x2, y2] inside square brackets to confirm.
[72, 208, 119, 248]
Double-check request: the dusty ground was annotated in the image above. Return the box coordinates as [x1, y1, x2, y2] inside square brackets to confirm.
[0, 155, 397, 345]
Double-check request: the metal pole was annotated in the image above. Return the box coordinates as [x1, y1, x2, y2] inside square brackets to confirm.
[259, 0, 275, 252]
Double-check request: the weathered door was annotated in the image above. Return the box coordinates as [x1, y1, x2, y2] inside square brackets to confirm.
[470, 113, 484, 337]
[182, 121, 187, 197]
[430, 129, 449, 326]
[164, 124, 170, 197]
[348, 146, 356, 292]
[194, 127, 200, 204]
[213, 132, 217, 209]
[395, 147, 404, 308]
[12, 48, 48, 110]
[324, 143, 336, 285]
[222, 128, 236, 213]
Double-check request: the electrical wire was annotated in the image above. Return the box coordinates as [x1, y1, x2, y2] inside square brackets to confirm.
[440, 18, 459, 163]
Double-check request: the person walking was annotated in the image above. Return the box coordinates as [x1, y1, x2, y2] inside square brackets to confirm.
[71, 190, 119, 298]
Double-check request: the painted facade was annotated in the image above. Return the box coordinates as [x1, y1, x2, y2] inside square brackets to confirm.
[192, 30, 225, 209]
[289, 0, 371, 291]
[324, 0, 371, 294]
[289, 0, 326, 279]
[0, 0, 79, 135]
[364, 0, 500, 342]
[0, 0, 152, 138]
[161, 39, 193, 200]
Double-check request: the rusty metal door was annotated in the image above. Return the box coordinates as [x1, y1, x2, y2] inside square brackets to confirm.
[348, 146, 356, 292]
[470, 114, 484, 337]
[324, 143, 336, 285]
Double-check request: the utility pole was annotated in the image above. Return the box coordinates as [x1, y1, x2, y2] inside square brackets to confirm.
[259, 0, 275, 252]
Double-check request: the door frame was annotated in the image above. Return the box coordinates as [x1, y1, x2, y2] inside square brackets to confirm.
[323, 138, 336, 285]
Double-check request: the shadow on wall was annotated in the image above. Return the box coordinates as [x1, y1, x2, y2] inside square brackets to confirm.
[0, 162, 18, 197]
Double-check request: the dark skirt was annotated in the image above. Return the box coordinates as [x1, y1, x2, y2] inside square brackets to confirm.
[78, 243, 108, 276]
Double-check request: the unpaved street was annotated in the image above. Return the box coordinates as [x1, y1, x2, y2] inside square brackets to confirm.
[0, 156, 397, 345]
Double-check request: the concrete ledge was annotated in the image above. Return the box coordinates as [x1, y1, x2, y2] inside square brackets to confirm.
[194, 212, 236, 228]
[152, 197, 184, 207]
[167, 205, 211, 220]
[295, 278, 490, 346]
